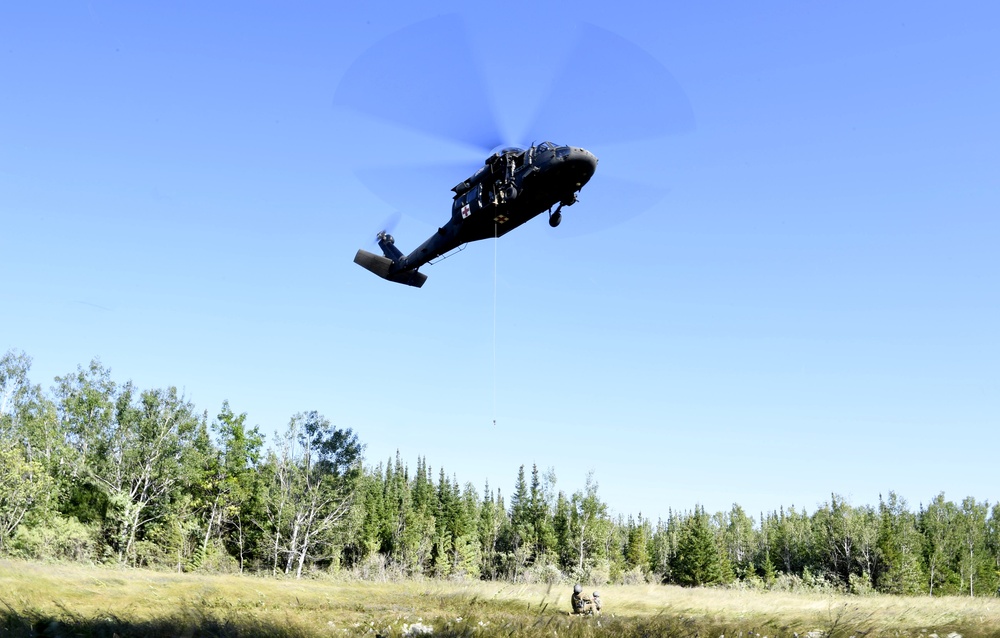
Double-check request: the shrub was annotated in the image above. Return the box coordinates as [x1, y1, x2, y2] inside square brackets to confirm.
[521, 562, 563, 585]
[618, 566, 649, 585]
[10, 516, 96, 562]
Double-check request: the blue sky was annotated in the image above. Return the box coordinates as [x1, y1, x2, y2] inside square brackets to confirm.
[2, 1, 997, 521]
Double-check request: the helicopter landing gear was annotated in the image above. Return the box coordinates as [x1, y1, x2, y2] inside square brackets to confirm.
[549, 193, 577, 228]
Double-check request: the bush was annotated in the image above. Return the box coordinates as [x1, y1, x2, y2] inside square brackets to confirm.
[521, 562, 563, 585]
[10, 516, 96, 562]
[351, 553, 410, 582]
[766, 572, 804, 592]
[618, 566, 649, 585]
[569, 559, 611, 586]
[849, 571, 874, 595]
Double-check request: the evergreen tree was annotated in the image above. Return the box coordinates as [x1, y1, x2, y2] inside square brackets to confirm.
[408, 457, 436, 574]
[673, 506, 729, 586]
[478, 481, 503, 579]
[624, 513, 652, 573]
[353, 463, 385, 562]
[528, 464, 556, 563]
[650, 512, 679, 582]
[452, 482, 482, 577]
[552, 490, 574, 571]
[508, 465, 533, 564]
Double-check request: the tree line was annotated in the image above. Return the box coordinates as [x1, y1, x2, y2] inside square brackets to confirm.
[1, 349, 998, 596]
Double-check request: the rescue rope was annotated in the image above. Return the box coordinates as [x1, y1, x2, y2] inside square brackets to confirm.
[492, 221, 498, 426]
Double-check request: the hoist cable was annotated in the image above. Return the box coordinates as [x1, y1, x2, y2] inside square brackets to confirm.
[492, 221, 498, 427]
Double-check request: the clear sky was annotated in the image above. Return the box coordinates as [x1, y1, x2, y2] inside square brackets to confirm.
[3, 1, 998, 522]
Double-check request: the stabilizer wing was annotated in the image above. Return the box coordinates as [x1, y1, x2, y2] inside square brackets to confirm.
[354, 250, 427, 288]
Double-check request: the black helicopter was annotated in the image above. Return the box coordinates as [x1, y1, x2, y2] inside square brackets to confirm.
[354, 142, 597, 288]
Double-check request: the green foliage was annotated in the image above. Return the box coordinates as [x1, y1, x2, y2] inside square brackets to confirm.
[921, 493, 962, 595]
[4, 349, 1000, 595]
[623, 514, 652, 573]
[876, 492, 925, 594]
[567, 472, 610, 574]
[672, 505, 731, 587]
[721, 504, 755, 579]
[0, 440, 55, 551]
[10, 515, 95, 561]
[262, 412, 364, 578]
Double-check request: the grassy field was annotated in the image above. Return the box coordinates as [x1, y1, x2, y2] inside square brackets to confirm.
[2, 560, 998, 637]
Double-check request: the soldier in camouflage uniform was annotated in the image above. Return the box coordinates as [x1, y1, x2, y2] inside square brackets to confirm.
[570, 584, 592, 615]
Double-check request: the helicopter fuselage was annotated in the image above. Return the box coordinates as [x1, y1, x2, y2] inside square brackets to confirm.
[354, 142, 597, 287]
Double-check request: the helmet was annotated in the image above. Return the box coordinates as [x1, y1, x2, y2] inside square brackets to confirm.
[573, 584, 582, 593]
[593, 591, 600, 597]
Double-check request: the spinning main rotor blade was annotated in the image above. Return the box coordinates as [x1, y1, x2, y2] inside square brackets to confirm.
[354, 162, 477, 221]
[556, 175, 671, 238]
[334, 14, 696, 232]
[332, 14, 506, 154]
[519, 22, 695, 146]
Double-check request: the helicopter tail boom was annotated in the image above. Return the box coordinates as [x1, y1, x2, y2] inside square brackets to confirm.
[353, 249, 427, 288]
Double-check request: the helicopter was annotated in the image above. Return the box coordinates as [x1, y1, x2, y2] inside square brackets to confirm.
[354, 142, 597, 288]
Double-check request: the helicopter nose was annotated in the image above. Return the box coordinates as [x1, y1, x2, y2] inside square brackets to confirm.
[578, 148, 598, 172]
[564, 146, 598, 181]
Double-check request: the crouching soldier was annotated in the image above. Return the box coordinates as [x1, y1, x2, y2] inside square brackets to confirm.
[592, 591, 602, 614]
[570, 584, 592, 615]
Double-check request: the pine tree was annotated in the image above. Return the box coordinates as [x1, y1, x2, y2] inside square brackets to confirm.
[624, 514, 652, 573]
[509, 465, 533, 555]
[478, 481, 503, 579]
[673, 505, 729, 586]
[528, 464, 556, 563]
[552, 491, 574, 571]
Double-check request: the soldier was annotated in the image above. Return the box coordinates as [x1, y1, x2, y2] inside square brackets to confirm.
[570, 584, 592, 615]
[591, 591, 602, 614]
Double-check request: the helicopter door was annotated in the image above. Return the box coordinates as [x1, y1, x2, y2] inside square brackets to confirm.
[453, 183, 484, 221]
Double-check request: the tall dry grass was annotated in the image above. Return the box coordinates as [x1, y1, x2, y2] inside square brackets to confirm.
[2, 559, 998, 637]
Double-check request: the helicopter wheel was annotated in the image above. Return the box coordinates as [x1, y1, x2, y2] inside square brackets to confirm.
[549, 210, 562, 228]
